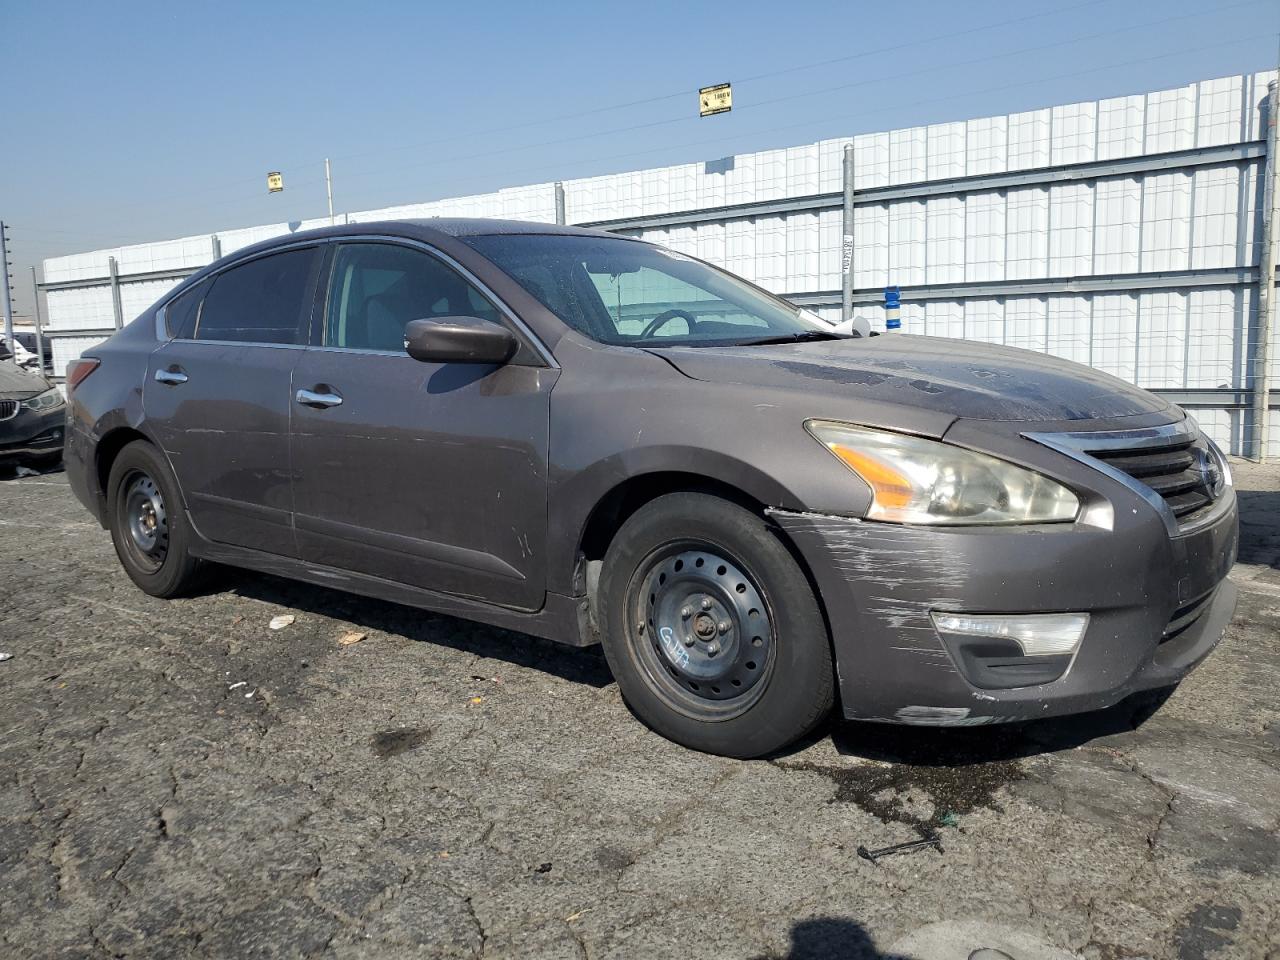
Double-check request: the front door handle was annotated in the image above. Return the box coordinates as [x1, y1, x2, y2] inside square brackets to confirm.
[295, 387, 343, 409]
[154, 367, 188, 385]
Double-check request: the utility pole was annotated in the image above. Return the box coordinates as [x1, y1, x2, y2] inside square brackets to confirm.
[30, 266, 45, 373]
[1, 221, 14, 356]
[841, 144, 855, 323]
[1255, 78, 1279, 462]
[325, 158, 335, 225]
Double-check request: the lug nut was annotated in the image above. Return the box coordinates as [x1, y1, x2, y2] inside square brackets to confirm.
[680, 606, 692, 619]
[700, 598, 713, 611]
[705, 642, 720, 656]
[683, 635, 695, 647]
[717, 620, 731, 635]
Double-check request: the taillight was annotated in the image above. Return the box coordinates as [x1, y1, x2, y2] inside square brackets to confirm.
[66, 358, 101, 391]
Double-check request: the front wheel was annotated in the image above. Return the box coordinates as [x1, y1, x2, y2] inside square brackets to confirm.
[598, 492, 834, 758]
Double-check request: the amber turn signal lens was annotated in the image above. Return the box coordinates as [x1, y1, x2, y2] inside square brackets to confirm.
[827, 444, 913, 509]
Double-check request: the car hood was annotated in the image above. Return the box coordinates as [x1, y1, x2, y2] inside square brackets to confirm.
[0, 360, 50, 399]
[649, 335, 1173, 423]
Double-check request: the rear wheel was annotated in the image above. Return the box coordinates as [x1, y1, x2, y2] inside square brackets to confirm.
[107, 440, 204, 597]
[598, 492, 833, 758]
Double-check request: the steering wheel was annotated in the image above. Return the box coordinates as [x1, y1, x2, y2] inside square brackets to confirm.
[639, 308, 699, 339]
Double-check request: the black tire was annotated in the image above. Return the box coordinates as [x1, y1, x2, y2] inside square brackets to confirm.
[106, 440, 204, 598]
[598, 492, 834, 758]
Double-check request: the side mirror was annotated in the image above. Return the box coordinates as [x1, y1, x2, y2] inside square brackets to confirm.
[404, 316, 517, 364]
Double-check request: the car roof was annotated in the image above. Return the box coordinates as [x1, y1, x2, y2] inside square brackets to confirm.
[206, 217, 636, 276]
[394, 217, 624, 239]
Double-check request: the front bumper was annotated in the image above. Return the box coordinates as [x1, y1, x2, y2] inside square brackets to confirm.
[0, 403, 66, 464]
[770, 486, 1238, 726]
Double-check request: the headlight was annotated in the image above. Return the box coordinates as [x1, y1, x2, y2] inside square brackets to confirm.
[805, 420, 1079, 525]
[21, 388, 64, 412]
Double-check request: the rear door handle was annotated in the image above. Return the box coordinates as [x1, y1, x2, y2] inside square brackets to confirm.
[295, 387, 343, 409]
[154, 367, 188, 385]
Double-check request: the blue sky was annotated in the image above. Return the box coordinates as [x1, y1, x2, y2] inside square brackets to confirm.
[2, 0, 1277, 314]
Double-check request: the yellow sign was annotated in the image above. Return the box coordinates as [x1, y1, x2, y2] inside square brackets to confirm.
[267, 171, 284, 193]
[699, 83, 732, 117]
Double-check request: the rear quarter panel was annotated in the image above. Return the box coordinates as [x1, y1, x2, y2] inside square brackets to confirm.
[65, 310, 162, 522]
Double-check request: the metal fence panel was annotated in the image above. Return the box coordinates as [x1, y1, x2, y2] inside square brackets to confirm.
[40, 70, 1280, 456]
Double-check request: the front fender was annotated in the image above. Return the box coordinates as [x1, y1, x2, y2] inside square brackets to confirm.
[544, 343, 880, 595]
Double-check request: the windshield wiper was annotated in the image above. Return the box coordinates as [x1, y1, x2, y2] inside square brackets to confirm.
[730, 330, 847, 346]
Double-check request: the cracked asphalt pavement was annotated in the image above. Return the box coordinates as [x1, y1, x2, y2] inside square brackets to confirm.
[1, 463, 1278, 960]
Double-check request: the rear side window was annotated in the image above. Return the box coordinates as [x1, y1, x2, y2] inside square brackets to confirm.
[324, 242, 501, 352]
[165, 278, 210, 339]
[196, 247, 318, 344]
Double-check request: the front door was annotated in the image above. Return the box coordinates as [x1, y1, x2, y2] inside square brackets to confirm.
[290, 240, 555, 610]
[145, 245, 322, 555]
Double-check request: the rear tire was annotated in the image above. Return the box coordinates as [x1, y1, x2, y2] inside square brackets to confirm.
[598, 492, 833, 758]
[107, 440, 204, 598]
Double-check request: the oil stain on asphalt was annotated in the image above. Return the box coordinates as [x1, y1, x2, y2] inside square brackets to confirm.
[777, 725, 1028, 834]
[781, 757, 1024, 834]
[371, 726, 432, 758]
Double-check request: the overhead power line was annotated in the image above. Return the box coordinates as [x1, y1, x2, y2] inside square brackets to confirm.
[24, 1, 1275, 256]
[328, 2, 1269, 191]
[374, 33, 1272, 207]
[56, 0, 1119, 224]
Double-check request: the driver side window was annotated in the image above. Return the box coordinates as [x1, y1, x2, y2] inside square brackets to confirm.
[325, 242, 500, 352]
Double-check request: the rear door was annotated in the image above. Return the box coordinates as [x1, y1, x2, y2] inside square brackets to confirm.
[289, 239, 555, 610]
[145, 244, 323, 555]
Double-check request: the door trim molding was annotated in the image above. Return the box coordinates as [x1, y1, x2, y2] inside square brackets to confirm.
[294, 512, 527, 581]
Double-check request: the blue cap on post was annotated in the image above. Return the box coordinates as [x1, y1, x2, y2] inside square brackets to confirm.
[884, 285, 901, 330]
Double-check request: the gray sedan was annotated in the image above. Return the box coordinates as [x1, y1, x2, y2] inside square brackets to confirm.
[63, 219, 1238, 757]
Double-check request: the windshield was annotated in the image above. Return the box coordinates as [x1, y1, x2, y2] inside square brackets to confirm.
[461, 233, 832, 347]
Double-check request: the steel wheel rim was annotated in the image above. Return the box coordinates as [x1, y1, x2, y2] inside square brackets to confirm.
[629, 543, 775, 718]
[123, 472, 168, 571]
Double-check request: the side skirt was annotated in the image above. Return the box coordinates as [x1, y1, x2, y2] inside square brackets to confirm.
[190, 538, 594, 647]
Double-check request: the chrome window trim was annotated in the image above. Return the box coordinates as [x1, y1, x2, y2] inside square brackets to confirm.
[164, 338, 309, 351]
[1024, 419, 1233, 538]
[308, 345, 408, 358]
[322, 235, 559, 368]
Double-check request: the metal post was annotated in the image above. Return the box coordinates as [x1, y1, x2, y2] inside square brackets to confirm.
[555, 182, 566, 225]
[211, 234, 222, 260]
[1255, 79, 1279, 462]
[1, 221, 14, 355]
[841, 144, 855, 322]
[108, 256, 124, 330]
[325, 158, 335, 225]
[30, 266, 45, 373]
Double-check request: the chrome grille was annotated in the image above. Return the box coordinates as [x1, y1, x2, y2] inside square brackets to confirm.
[1024, 419, 1230, 536]
[1086, 434, 1214, 520]
[0, 399, 17, 421]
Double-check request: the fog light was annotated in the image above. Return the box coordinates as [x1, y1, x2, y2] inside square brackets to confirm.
[930, 612, 1089, 657]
